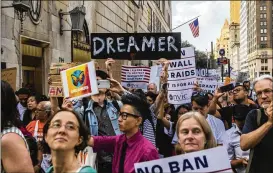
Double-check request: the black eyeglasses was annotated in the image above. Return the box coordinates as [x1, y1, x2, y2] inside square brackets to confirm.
[192, 91, 207, 97]
[119, 112, 140, 120]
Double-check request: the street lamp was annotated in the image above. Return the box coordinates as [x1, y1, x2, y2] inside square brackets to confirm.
[1, 0, 30, 33]
[59, 5, 86, 35]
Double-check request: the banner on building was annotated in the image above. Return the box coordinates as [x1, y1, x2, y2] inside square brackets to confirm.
[90, 32, 181, 60]
[1, 67, 17, 91]
[167, 57, 196, 104]
[121, 66, 150, 90]
[61, 61, 98, 99]
[134, 146, 231, 173]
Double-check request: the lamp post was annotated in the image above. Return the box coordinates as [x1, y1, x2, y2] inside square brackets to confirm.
[59, 5, 86, 35]
[1, 0, 30, 33]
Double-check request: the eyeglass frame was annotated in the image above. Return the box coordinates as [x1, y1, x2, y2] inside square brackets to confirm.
[118, 112, 141, 120]
[256, 88, 273, 98]
[232, 88, 244, 94]
[49, 121, 79, 131]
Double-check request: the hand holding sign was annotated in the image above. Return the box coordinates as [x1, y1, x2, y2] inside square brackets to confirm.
[160, 59, 170, 84]
[61, 97, 73, 111]
[105, 58, 115, 79]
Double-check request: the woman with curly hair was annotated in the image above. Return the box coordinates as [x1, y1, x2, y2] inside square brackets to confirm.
[42, 110, 96, 173]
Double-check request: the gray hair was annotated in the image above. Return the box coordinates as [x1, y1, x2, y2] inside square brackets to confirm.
[147, 83, 157, 90]
[253, 75, 273, 90]
[40, 101, 51, 112]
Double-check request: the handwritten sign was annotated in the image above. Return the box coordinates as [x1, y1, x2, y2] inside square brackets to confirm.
[90, 33, 181, 60]
[121, 66, 151, 90]
[134, 146, 231, 173]
[2, 67, 17, 91]
[61, 61, 99, 99]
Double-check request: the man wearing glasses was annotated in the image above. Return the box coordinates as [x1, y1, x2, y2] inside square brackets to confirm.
[87, 93, 159, 173]
[240, 75, 273, 173]
[217, 83, 258, 129]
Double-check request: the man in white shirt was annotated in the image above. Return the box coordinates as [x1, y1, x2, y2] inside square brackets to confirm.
[190, 91, 227, 145]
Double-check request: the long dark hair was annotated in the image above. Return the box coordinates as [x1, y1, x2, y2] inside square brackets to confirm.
[1, 81, 21, 131]
[41, 109, 90, 154]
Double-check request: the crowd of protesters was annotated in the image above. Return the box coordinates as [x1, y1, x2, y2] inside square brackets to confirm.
[1, 58, 272, 173]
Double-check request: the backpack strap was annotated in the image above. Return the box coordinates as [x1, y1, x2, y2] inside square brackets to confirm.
[245, 109, 262, 173]
[257, 109, 262, 127]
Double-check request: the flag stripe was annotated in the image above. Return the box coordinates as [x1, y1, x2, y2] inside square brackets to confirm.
[189, 18, 199, 38]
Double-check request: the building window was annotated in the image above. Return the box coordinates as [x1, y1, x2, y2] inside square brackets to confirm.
[263, 6, 266, 10]
[264, 36, 267, 41]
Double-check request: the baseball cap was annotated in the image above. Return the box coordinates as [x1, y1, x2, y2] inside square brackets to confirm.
[233, 104, 251, 120]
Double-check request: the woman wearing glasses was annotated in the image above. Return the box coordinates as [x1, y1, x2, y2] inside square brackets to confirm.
[87, 93, 159, 173]
[42, 110, 96, 173]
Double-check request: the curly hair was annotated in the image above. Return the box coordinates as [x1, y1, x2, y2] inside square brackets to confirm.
[42, 109, 90, 154]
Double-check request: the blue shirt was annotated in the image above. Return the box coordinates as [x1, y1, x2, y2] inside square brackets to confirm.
[226, 123, 250, 173]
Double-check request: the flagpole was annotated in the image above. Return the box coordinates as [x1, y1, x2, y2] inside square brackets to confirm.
[171, 15, 201, 31]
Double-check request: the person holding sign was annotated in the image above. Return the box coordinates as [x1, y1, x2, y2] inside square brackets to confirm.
[87, 93, 159, 173]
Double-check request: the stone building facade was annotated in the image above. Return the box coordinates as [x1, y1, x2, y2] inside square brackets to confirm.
[1, 1, 172, 94]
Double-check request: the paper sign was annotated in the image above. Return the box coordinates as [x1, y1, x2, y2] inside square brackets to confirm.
[134, 146, 232, 173]
[181, 46, 195, 58]
[61, 61, 98, 99]
[197, 77, 218, 93]
[121, 66, 150, 90]
[1, 67, 17, 91]
[167, 57, 196, 105]
[149, 65, 161, 92]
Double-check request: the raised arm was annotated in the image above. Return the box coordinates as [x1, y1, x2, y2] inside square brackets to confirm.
[87, 135, 117, 153]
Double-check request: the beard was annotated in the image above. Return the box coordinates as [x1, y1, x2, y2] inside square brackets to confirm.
[234, 98, 244, 104]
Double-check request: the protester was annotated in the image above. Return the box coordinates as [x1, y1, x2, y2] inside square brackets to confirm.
[147, 83, 157, 94]
[87, 93, 159, 173]
[226, 104, 250, 173]
[240, 75, 273, 173]
[82, 70, 122, 172]
[190, 91, 227, 145]
[15, 87, 31, 120]
[1, 80, 34, 173]
[243, 80, 256, 101]
[42, 110, 96, 173]
[146, 91, 157, 106]
[175, 111, 217, 154]
[22, 95, 41, 126]
[26, 101, 51, 142]
[211, 83, 258, 129]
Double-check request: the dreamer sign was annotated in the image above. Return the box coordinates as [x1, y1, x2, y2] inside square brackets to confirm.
[134, 146, 231, 173]
[90, 33, 181, 60]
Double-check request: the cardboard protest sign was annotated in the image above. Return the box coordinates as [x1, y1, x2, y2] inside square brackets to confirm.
[134, 146, 232, 173]
[61, 61, 98, 99]
[167, 47, 196, 105]
[48, 62, 81, 97]
[121, 66, 150, 90]
[1, 67, 17, 91]
[90, 32, 181, 60]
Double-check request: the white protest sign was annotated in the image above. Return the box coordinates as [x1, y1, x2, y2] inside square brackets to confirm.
[134, 146, 231, 173]
[121, 65, 150, 90]
[149, 65, 160, 92]
[167, 53, 196, 105]
[197, 77, 218, 93]
[181, 46, 195, 58]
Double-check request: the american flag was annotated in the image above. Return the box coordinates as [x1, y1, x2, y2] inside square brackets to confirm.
[189, 18, 199, 38]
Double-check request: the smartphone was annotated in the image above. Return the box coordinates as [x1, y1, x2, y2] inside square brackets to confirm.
[97, 80, 110, 89]
[219, 83, 234, 93]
